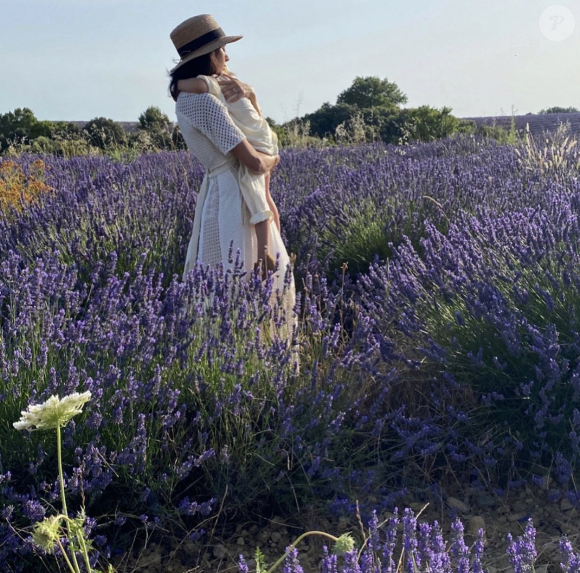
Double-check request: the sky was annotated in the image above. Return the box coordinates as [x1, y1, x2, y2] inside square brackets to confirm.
[0, 0, 578, 124]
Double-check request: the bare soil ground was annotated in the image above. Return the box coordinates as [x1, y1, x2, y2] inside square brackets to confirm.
[113, 480, 579, 573]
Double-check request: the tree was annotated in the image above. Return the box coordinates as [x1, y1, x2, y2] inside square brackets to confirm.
[397, 106, 471, 143]
[280, 75, 467, 147]
[303, 102, 359, 139]
[135, 106, 174, 150]
[0, 108, 53, 151]
[299, 76, 409, 144]
[138, 106, 171, 132]
[50, 121, 82, 141]
[171, 125, 187, 151]
[83, 117, 127, 150]
[539, 106, 579, 114]
[265, 117, 289, 147]
[362, 106, 408, 144]
[337, 76, 408, 110]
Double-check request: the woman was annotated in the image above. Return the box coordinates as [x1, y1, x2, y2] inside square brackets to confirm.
[177, 66, 281, 279]
[169, 14, 296, 336]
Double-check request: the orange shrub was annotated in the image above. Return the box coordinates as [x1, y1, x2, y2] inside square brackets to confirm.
[0, 159, 53, 214]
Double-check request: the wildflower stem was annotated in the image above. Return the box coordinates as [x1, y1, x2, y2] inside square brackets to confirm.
[264, 531, 339, 573]
[56, 538, 78, 573]
[77, 529, 94, 573]
[57, 423, 82, 573]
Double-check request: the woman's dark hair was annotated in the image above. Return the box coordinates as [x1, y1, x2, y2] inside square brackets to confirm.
[169, 50, 220, 101]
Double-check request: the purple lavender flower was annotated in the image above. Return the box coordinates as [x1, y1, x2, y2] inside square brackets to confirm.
[402, 508, 419, 573]
[343, 549, 362, 573]
[282, 546, 304, 573]
[506, 519, 537, 573]
[560, 535, 580, 573]
[321, 546, 338, 573]
[238, 554, 249, 573]
[472, 528, 486, 573]
[450, 519, 470, 573]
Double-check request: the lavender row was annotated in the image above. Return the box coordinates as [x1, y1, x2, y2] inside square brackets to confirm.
[255, 510, 580, 573]
[0, 134, 579, 568]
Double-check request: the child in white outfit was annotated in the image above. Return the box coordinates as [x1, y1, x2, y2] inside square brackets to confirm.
[179, 69, 280, 276]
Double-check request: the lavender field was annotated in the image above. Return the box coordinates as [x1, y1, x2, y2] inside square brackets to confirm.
[1, 131, 580, 572]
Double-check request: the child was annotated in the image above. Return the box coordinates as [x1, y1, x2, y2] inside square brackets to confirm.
[178, 68, 280, 278]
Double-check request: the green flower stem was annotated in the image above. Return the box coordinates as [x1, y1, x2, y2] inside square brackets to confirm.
[77, 529, 94, 573]
[56, 538, 78, 573]
[60, 516, 92, 573]
[57, 423, 82, 573]
[264, 531, 340, 573]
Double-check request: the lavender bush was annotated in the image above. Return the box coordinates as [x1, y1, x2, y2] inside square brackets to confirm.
[1, 132, 580, 569]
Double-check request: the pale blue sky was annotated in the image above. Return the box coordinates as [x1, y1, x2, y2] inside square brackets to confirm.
[0, 0, 578, 123]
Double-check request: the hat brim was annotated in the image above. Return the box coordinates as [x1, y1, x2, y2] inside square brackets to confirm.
[170, 35, 242, 74]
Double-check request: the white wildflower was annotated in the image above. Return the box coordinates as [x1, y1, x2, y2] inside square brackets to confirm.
[334, 533, 355, 555]
[31, 514, 64, 553]
[13, 391, 92, 431]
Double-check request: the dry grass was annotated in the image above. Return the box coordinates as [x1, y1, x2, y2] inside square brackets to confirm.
[0, 159, 53, 214]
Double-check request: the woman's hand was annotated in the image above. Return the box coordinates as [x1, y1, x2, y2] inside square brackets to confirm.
[260, 152, 280, 174]
[218, 74, 262, 115]
[231, 141, 279, 175]
[217, 73, 254, 103]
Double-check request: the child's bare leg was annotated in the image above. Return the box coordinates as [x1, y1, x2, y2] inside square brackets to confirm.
[254, 218, 270, 276]
[265, 173, 281, 233]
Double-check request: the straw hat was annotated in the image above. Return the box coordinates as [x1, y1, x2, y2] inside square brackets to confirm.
[170, 14, 242, 74]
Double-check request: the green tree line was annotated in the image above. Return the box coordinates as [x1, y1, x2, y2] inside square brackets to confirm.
[1, 76, 577, 156]
[0, 105, 185, 157]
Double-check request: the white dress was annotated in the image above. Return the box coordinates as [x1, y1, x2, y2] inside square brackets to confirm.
[176, 92, 296, 340]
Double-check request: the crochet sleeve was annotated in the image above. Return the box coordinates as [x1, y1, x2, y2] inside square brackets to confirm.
[177, 93, 245, 155]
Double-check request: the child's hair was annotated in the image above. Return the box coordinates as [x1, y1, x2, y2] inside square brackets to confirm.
[169, 50, 221, 102]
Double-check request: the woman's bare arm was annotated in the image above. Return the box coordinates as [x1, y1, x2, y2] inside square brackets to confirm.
[176, 84, 274, 172]
[230, 140, 279, 174]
